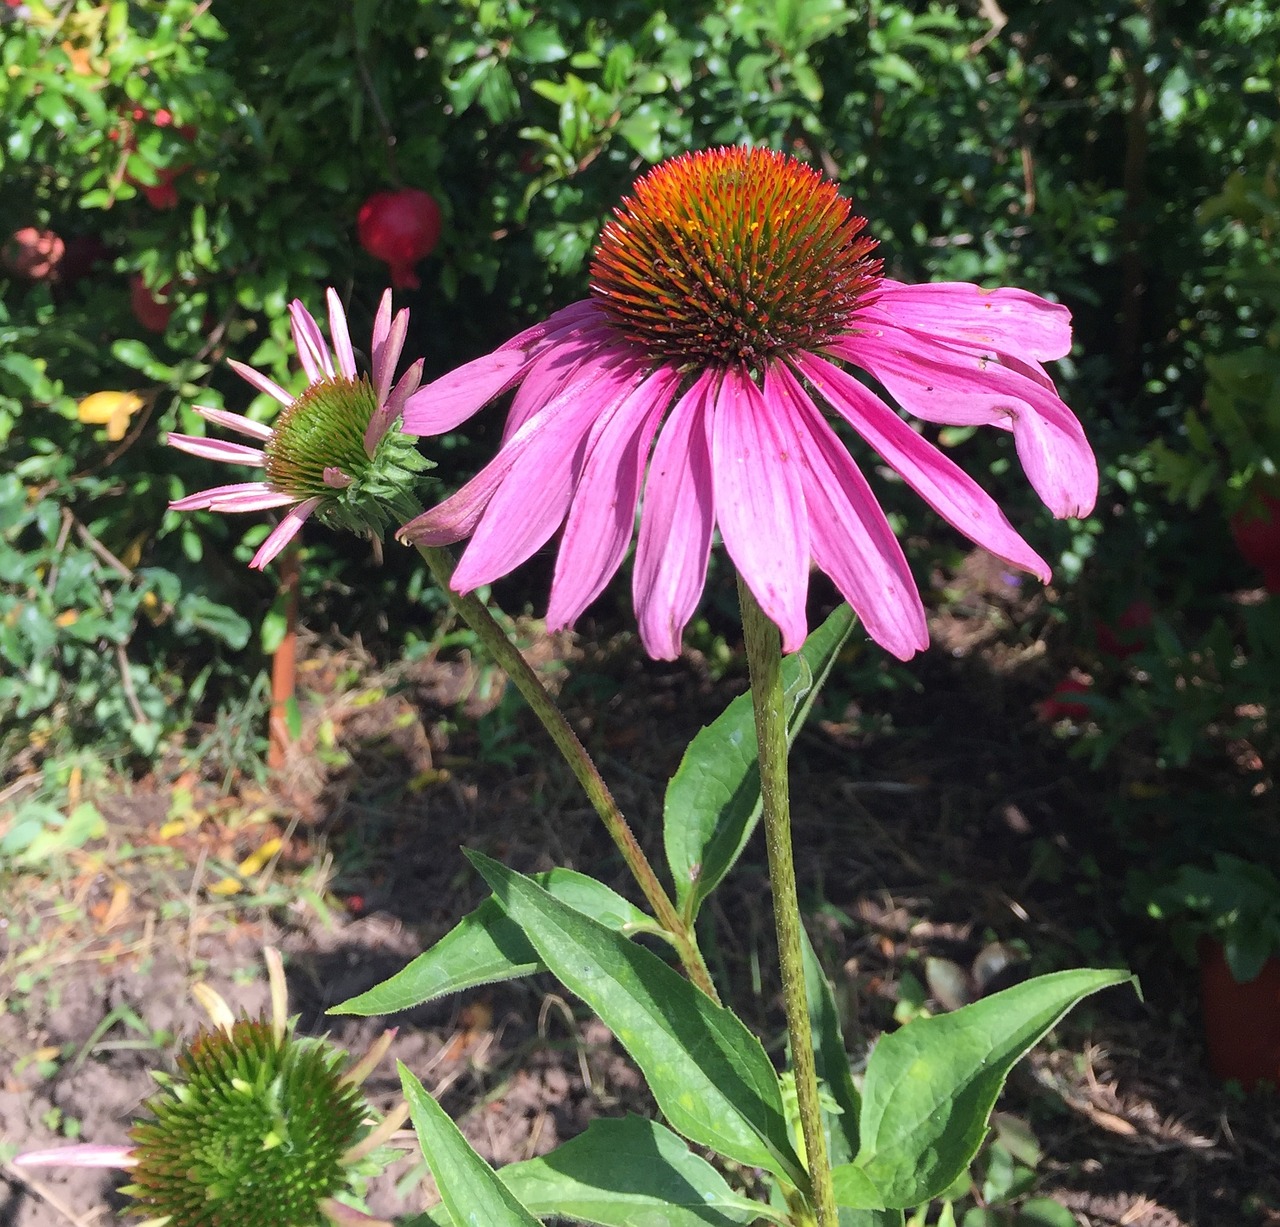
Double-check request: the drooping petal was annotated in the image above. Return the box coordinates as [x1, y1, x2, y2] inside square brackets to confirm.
[403, 348, 642, 548]
[546, 363, 682, 629]
[451, 356, 651, 592]
[872, 279, 1073, 361]
[193, 406, 274, 442]
[833, 324, 1098, 518]
[228, 359, 294, 408]
[633, 370, 719, 660]
[170, 481, 298, 513]
[289, 299, 334, 382]
[327, 288, 358, 381]
[711, 364, 810, 652]
[768, 363, 927, 661]
[794, 352, 1051, 581]
[401, 350, 532, 436]
[502, 320, 621, 443]
[166, 433, 265, 467]
[14, 1145, 137, 1169]
[249, 497, 322, 569]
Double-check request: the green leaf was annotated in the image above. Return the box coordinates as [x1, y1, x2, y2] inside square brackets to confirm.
[830, 1165, 885, 1210]
[851, 969, 1133, 1207]
[414, 1116, 774, 1227]
[664, 605, 855, 920]
[801, 924, 861, 1165]
[399, 1063, 541, 1227]
[469, 852, 807, 1187]
[330, 869, 656, 1016]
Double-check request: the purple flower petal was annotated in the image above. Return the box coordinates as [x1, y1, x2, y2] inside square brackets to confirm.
[14, 1144, 136, 1169]
[547, 363, 682, 629]
[633, 370, 718, 660]
[193, 406, 274, 441]
[327, 288, 358, 382]
[769, 363, 927, 661]
[289, 299, 333, 382]
[711, 365, 810, 652]
[249, 497, 321, 569]
[166, 433, 265, 467]
[228, 359, 294, 408]
[170, 481, 297, 513]
[874, 279, 1073, 361]
[794, 352, 1051, 581]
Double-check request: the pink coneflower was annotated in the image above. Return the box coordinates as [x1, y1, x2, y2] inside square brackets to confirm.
[400, 146, 1097, 660]
[168, 289, 430, 569]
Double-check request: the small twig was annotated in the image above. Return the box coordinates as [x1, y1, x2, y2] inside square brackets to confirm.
[354, 51, 400, 183]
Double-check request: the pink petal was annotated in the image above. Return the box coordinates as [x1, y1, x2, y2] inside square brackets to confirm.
[873, 279, 1073, 361]
[835, 325, 1097, 518]
[495, 299, 601, 354]
[327, 288, 358, 381]
[546, 364, 682, 629]
[450, 356, 651, 591]
[711, 365, 810, 653]
[170, 481, 297, 513]
[228, 359, 294, 408]
[768, 364, 927, 661]
[166, 433, 265, 467]
[372, 292, 409, 405]
[401, 350, 533, 437]
[14, 1144, 136, 1169]
[193, 406, 273, 441]
[249, 497, 321, 569]
[403, 348, 642, 550]
[794, 352, 1051, 581]
[502, 320, 617, 443]
[633, 370, 719, 660]
[368, 358, 423, 454]
[289, 299, 334, 382]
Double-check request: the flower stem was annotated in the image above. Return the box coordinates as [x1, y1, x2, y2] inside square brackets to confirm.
[416, 543, 719, 1004]
[738, 577, 836, 1227]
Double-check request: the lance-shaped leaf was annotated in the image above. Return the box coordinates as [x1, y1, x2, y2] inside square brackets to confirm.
[331, 869, 656, 1016]
[801, 923, 862, 1167]
[847, 968, 1133, 1208]
[665, 604, 855, 921]
[469, 851, 807, 1188]
[400, 1062, 542, 1227]
[412, 1115, 777, 1227]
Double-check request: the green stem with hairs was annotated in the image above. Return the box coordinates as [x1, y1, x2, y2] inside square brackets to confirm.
[416, 543, 720, 1004]
[738, 577, 837, 1227]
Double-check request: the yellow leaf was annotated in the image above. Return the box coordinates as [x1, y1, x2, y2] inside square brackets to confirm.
[55, 609, 78, 627]
[208, 877, 243, 897]
[237, 837, 283, 877]
[77, 390, 144, 442]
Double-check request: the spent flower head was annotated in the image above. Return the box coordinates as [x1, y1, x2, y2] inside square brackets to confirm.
[14, 949, 407, 1227]
[169, 289, 432, 569]
[400, 146, 1097, 660]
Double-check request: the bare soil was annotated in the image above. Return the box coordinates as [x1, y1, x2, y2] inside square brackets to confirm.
[2, 558, 1278, 1227]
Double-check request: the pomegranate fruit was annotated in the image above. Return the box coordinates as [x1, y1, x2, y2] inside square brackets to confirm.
[4, 226, 65, 280]
[1230, 490, 1280, 593]
[1035, 675, 1093, 723]
[1096, 598, 1154, 660]
[357, 188, 442, 289]
[130, 274, 173, 332]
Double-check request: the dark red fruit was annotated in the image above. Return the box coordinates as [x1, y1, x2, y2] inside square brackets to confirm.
[1230, 491, 1280, 593]
[357, 188, 442, 289]
[1036, 675, 1093, 722]
[1096, 598, 1154, 660]
[130, 274, 173, 332]
[4, 227, 65, 280]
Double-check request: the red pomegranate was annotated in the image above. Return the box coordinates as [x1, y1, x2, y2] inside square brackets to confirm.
[4, 227, 65, 280]
[113, 108, 195, 209]
[1035, 675, 1093, 723]
[130, 274, 173, 332]
[1229, 491, 1280, 593]
[357, 188, 442, 289]
[1096, 598, 1154, 660]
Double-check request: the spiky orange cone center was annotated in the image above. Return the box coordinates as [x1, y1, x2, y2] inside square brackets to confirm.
[589, 146, 882, 372]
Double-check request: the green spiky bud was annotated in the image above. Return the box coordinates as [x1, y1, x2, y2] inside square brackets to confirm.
[120, 1019, 367, 1227]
